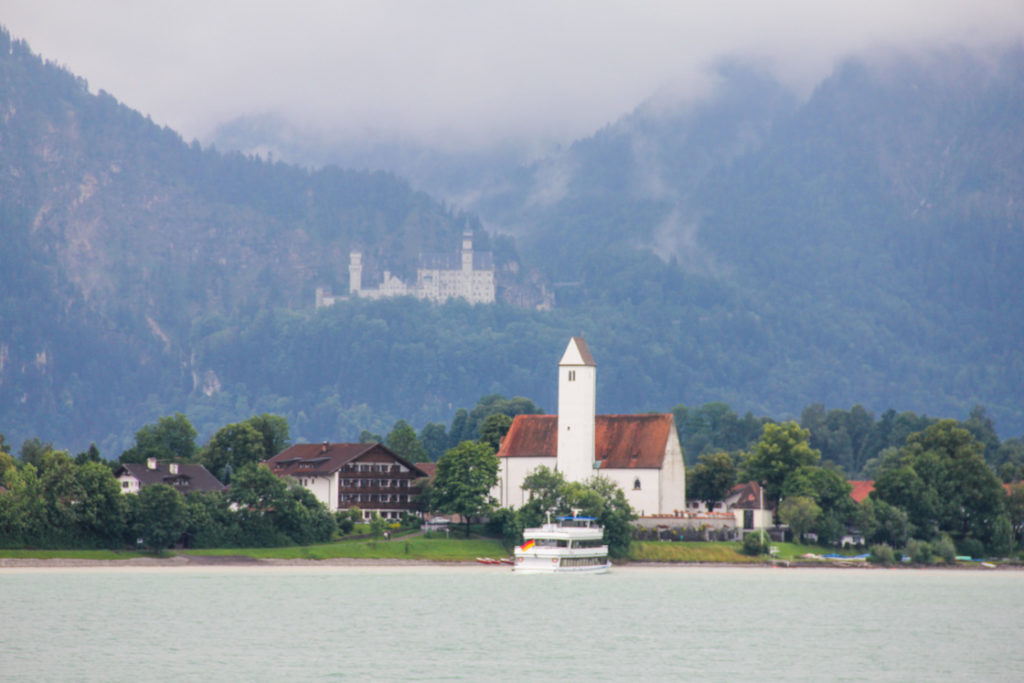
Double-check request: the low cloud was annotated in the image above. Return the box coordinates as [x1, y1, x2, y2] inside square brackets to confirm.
[5, 1, 1024, 150]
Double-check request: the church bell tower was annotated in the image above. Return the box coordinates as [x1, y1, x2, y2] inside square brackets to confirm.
[556, 336, 597, 483]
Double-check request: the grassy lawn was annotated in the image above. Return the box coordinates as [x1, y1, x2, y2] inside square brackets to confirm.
[0, 549, 147, 560]
[627, 540, 866, 564]
[180, 534, 509, 562]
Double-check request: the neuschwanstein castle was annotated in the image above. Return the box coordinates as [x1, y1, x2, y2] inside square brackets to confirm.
[316, 232, 496, 308]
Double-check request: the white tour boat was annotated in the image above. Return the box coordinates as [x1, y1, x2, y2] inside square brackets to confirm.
[513, 514, 611, 573]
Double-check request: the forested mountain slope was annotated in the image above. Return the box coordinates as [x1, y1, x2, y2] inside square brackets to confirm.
[3, 27, 1023, 456]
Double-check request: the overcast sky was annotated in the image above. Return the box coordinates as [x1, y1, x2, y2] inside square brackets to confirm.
[6, 1, 1024, 150]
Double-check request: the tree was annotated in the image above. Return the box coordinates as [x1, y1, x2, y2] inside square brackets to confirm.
[419, 422, 449, 461]
[386, 419, 429, 463]
[431, 441, 499, 538]
[740, 421, 821, 510]
[873, 420, 1010, 553]
[244, 413, 291, 458]
[203, 421, 266, 481]
[359, 429, 383, 444]
[120, 413, 198, 464]
[478, 413, 513, 453]
[686, 451, 737, 512]
[1008, 484, 1024, 546]
[778, 496, 821, 543]
[74, 443, 102, 466]
[134, 484, 187, 552]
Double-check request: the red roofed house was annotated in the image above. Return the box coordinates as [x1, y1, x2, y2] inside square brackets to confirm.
[265, 442, 429, 521]
[848, 480, 875, 504]
[492, 337, 686, 516]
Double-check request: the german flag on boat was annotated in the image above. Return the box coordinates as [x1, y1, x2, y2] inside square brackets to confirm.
[520, 539, 535, 551]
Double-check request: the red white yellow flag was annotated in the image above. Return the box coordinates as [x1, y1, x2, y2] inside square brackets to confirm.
[520, 539, 536, 551]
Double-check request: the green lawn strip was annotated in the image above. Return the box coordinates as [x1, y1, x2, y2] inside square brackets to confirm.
[627, 541, 867, 564]
[628, 541, 760, 563]
[0, 549, 146, 560]
[179, 535, 509, 562]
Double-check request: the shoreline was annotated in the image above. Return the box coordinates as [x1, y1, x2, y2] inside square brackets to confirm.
[1, 556, 1019, 570]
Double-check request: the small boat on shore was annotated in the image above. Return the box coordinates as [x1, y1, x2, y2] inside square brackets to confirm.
[513, 514, 610, 574]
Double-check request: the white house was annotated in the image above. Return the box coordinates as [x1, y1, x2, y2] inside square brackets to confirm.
[492, 337, 686, 517]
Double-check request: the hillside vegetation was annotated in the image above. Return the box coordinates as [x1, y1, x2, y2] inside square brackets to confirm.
[1, 26, 1022, 456]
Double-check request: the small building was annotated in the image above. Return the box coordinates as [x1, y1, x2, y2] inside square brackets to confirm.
[114, 458, 226, 495]
[493, 337, 686, 516]
[685, 481, 774, 533]
[265, 442, 429, 520]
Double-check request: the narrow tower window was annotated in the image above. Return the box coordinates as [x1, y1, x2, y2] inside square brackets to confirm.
[568, 370, 576, 381]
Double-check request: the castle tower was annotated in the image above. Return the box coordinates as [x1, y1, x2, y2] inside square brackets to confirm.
[461, 231, 473, 272]
[556, 336, 597, 483]
[349, 251, 363, 295]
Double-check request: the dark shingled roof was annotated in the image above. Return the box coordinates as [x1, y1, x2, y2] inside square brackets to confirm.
[114, 461, 225, 493]
[496, 414, 673, 469]
[266, 442, 429, 478]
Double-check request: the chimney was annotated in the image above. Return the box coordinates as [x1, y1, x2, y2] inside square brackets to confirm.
[321, 441, 329, 453]
[169, 463, 179, 474]
[146, 457, 157, 470]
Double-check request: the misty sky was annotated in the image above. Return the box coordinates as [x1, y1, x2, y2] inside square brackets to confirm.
[6, 1, 1024, 151]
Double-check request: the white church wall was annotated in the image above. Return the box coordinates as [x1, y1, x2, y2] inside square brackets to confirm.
[603, 469, 661, 517]
[493, 456, 555, 508]
[658, 422, 687, 514]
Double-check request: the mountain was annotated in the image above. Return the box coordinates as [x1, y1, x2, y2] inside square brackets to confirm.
[3, 25, 1023, 460]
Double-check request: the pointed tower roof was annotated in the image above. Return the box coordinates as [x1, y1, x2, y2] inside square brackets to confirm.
[559, 336, 596, 366]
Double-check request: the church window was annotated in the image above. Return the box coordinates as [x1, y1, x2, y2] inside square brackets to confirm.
[633, 478, 641, 490]
[568, 370, 576, 381]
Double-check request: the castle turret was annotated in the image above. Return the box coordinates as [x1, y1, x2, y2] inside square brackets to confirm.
[349, 251, 363, 295]
[556, 336, 597, 483]
[461, 231, 473, 272]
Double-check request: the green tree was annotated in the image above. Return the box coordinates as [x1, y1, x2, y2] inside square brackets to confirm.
[19, 437, 55, 471]
[431, 441, 499, 538]
[686, 451, 737, 512]
[1008, 484, 1024, 545]
[203, 421, 266, 481]
[72, 461, 126, 548]
[873, 420, 1010, 553]
[74, 443, 102, 466]
[244, 413, 291, 458]
[184, 491, 239, 548]
[478, 413, 513, 452]
[778, 496, 822, 543]
[386, 419, 429, 463]
[359, 429, 383, 444]
[120, 413, 198, 464]
[419, 422, 449, 461]
[134, 484, 187, 552]
[740, 421, 821, 511]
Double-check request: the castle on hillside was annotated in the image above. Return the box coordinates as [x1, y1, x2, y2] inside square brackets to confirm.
[316, 232, 496, 308]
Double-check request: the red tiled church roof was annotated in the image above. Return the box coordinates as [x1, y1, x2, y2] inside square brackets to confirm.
[496, 414, 673, 469]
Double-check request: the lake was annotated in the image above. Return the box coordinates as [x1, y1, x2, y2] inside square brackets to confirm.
[1, 565, 1021, 681]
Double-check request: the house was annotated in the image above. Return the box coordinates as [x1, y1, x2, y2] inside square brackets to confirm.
[685, 480, 774, 533]
[114, 458, 226, 495]
[848, 480, 875, 503]
[492, 337, 686, 516]
[265, 442, 429, 520]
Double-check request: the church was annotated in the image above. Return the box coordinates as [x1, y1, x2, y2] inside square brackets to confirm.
[492, 337, 686, 517]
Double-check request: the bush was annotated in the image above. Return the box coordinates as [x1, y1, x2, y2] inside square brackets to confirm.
[956, 536, 986, 560]
[741, 532, 768, 556]
[934, 534, 957, 564]
[868, 543, 896, 566]
[334, 511, 355, 536]
[906, 539, 933, 565]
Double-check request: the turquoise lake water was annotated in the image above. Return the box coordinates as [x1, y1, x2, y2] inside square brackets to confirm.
[1, 565, 1021, 681]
